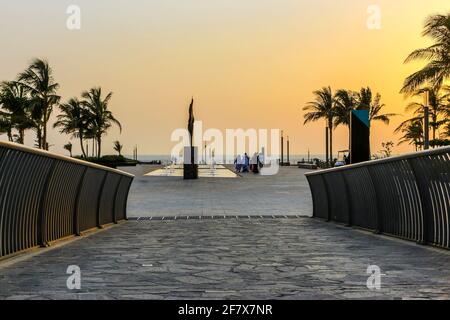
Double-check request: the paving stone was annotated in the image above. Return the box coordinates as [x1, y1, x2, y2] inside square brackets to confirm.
[0, 218, 450, 299]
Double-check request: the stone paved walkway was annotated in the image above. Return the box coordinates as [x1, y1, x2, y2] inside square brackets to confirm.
[1, 218, 449, 300]
[125, 166, 313, 217]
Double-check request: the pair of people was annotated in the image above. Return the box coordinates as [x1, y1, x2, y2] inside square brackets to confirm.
[234, 154, 249, 173]
[235, 153, 263, 174]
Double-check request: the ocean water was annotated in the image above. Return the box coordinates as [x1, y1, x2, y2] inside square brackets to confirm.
[126, 154, 327, 164]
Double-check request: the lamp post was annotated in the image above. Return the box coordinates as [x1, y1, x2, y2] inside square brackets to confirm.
[281, 130, 284, 165]
[287, 136, 290, 164]
[423, 91, 430, 150]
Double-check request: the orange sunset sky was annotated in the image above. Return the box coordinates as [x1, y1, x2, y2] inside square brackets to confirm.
[0, 0, 449, 157]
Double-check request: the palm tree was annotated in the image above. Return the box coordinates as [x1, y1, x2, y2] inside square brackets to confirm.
[405, 86, 450, 144]
[401, 14, 450, 94]
[303, 86, 335, 162]
[113, 140, 123, 156]
[443, 122, 450, 139]
[355, 87, 396, 125]
[357, 88, 396, 156]
[0, 114, 13, 142]
[54, 98, 88, 158]
[395, 119, 424, 151]
[64, 142, 73, 157]
[0, 81, 34, 144]
[18, 58, 60, 150]
[334, 89, 357, 128]
[82, 87, 121, 158]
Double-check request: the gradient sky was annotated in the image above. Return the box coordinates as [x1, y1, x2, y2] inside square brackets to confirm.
[0, 0, 448, 157]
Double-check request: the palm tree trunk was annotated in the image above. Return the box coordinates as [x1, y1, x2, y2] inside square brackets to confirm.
[328, 119, 333, 162]
[36, 126, 42, 148]
[97, 136, 102, 158]
[19, 129, 25, 144]
[79, 134, 86, 158]
[43, 121, 48, 150]
[325, 126, 329, 164]
[432, 113, 437, 147]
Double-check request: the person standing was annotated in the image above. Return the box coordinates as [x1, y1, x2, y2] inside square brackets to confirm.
[243, 153, 250, 172]
[251, 153, 259, 174]
[235, 154, 243, 172]
[258, 152, 264, 169]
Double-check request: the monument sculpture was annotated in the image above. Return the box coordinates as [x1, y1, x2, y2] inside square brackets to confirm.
[183, 98, 199, 179]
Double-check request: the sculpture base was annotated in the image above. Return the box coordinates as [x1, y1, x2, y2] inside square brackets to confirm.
[183, 164, 199, 180]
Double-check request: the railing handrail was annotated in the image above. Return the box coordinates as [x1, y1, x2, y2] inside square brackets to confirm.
[0, 140, 134, 178]
[305, 146, 450, 177]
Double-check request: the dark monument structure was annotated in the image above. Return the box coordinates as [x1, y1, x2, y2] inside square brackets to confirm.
[350, 110, 370, 164]
[183, 98, 199, 180]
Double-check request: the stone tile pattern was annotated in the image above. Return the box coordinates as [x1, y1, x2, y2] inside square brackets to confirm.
[124, 166, 314, 217]
[1, 218, 449, 300]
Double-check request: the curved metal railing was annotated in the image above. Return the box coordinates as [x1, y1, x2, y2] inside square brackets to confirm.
[0, 141, 134, 258]
[305, 147, 450, 249]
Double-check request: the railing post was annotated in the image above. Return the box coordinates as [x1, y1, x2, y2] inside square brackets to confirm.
[73, 167, 88, 236]
[407, 157, 432, 245]
[121, 178, 133, 221]
[112, 176, 123, 224]
[321, 175, 332, 222]
[96, 172, 108, 229]
[305, 176, 316, 218]
[366, 166, 382, 234]
[341, 172, 352, 227]
[37, 159, 58, 247]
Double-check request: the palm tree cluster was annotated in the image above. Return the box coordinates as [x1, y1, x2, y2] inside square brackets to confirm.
[395, 86, 450, 150]
[398, 13, 450, 150]
[303, 86, 395, 162]
[54, 88, 122, 158]
[0, 58, 121, 158]
[0, 59, 60, 149]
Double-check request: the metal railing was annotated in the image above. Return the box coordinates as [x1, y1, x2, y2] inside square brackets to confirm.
[0, 141, 134, 258]
[305, 147, 450, 249]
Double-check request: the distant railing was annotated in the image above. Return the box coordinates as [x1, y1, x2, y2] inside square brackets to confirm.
[305, 147, 450, 249]
[0, 141, 134, 258]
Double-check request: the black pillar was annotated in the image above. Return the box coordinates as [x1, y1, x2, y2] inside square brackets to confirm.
[350, 110, 370, 164]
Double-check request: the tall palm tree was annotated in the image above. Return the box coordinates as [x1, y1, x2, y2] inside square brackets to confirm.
[0, 114, 13, 142]
[0, 81, 33, 144]
[355, 87, 396, 125]
[54, 98, 88, 158]
[334, 89, 357, 128]
[113, 140, 123, 156]
[82, 87, 121, 158]
[18, 58, 60, 150]
[352, 87, 396, 156]
[405, 86, 450, 143]
[395, 119, 424, 151]
[303, 86, 335, 161]
[401, 13, 450, 94]
[333, 89, 357, 152]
